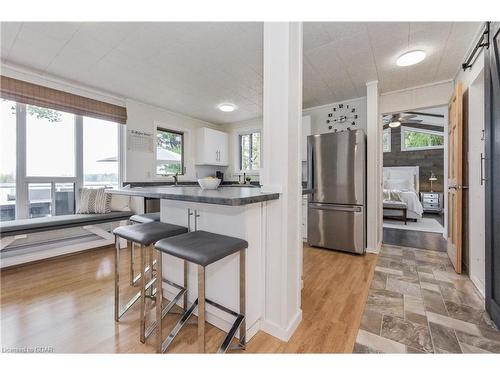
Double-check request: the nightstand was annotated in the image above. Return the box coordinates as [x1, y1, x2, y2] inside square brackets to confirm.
[420, 192, 443, 213]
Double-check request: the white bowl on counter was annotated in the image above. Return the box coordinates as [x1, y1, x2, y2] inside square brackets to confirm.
[197, 178, 221, 190]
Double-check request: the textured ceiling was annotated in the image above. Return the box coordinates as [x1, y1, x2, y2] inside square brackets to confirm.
[1, 22, 481, 124]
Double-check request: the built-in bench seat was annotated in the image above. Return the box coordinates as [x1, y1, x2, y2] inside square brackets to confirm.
[1, 211, 134, 268]
[0, 211, 133, 238]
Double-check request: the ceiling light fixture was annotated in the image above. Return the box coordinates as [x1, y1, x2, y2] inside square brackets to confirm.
[389, 121, 401, 128]
[218, 103, 236, 112]
[396, 50, 426, 67]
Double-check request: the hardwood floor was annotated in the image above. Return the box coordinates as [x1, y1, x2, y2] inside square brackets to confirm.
[0, 244, 377, 353]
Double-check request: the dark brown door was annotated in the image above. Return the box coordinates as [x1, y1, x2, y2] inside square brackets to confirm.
[485, 21, 500, 328]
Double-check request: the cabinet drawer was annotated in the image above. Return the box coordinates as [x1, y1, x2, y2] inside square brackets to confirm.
[424, 193, 439, 198]
[424, 203, 440, 209]
[424, 198, 439, 204]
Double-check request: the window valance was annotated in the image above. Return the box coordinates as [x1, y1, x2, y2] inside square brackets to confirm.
[0, 75, 127, 124]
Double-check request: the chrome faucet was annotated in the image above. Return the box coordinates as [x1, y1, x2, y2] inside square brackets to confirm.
[172, 172, 179, 186]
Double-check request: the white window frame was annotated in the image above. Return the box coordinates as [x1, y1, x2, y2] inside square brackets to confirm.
[13, 102, 122, 220]
[383, 127, 391, 153]
[400, 126, 445, 152]
[237, 129, 262, 175]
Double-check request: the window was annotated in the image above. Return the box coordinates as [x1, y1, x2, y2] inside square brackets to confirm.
[0, 100, 121, 221]
[401, 126, 444, 151]
[83, 117, 119, 188]
[26, 105, 75, 177]
[156, 128, 184, 176]
[0, 100, 17, 221]
[239, 131, 261, 172]
[383, 128, 391, 153]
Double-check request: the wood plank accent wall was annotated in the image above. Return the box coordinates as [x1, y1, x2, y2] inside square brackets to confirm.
[383, 123, 444, 192]
[0, 75, 127, 124]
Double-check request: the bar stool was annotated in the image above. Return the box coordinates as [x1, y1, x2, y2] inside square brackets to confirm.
[154, 230, 248, 353]
[113, 221, 188, 343]
[128, 212, 161, 286]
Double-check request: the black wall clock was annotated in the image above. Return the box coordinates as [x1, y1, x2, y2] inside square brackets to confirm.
[326, 102, 359, 131]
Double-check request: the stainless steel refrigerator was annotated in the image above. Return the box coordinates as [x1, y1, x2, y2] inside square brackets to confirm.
[307, 130, 366, 254]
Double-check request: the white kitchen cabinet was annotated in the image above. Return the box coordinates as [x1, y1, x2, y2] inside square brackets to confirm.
[159, 199, 264, 341]
[301, 115, 311, 161]
[196, 127, 229, 166]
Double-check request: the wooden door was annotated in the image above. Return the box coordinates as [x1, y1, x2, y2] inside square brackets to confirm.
[447, 82, 464, 273]
[485, 21, 500, 328]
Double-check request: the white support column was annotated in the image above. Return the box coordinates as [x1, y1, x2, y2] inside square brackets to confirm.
[260, 22, 303, 341]
[366, 80, 382, 253]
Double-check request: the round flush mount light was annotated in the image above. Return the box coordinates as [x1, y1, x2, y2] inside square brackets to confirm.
[396, 50, 426, 67]
[217, 103, 236, 112]
[389, 121, 401, 128]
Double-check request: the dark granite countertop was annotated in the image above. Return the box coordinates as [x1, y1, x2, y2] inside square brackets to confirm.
[107, 186, 279, 206]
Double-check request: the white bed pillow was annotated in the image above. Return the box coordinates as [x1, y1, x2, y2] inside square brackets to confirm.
[384, 178, 414, 191]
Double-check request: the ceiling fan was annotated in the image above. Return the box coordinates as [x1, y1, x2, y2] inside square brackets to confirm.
[383, 113, 422, 128]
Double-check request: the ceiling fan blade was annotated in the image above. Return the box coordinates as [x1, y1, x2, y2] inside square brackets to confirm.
[402, 119, 423, 123]
[399, 114, 418, 120]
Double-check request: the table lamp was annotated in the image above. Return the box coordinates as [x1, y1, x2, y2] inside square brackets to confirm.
[429, 172, 437, 192]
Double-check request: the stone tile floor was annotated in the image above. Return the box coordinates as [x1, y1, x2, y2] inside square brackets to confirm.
[354, 244, 500, 353]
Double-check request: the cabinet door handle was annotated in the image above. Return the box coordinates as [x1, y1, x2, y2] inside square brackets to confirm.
[187, 208, 194, 232]
[194, 209, 200, 231]
[481, 153, 486, 185]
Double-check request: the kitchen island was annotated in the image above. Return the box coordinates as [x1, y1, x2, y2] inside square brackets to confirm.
[108, 185, 280, 341]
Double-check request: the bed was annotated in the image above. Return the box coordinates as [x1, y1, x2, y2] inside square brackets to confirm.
[383, 166, 424, 221]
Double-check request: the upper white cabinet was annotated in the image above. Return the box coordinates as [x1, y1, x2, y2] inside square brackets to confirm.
[301, 115, 311, 161]
[195, 127, 229, 166]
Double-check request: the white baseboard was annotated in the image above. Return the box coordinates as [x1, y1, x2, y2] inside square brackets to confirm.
[260, 309, 303, 342]
[470, 275, 486, 299]
[366, 240, 382, 254]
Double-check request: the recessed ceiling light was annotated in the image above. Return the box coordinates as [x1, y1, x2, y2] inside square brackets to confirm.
[218, 103, 236, 112]
[396, 50, 426, 67]
[389, 121, 401, 128]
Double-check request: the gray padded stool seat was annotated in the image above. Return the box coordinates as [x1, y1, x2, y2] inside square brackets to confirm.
[154, 230, 248, 354]
[155, 231, 248, 267]
[112, 221, 188, 344]
[129, 212, 161, 224]
[126, 212, 160, 287]
[113, 222, 186, 245]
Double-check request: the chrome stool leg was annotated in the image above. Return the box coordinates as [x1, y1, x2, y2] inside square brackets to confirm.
[114, 235, 120, 322]
[156, 249, 163, 353]
[239, 249, 246, 348]
[140, 244, 146, 343]
[198, 265, 206, 353]
[130, 241, 135, 286]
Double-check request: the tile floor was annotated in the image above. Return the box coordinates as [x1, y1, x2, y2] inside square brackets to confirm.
[354, 244, 500, 353]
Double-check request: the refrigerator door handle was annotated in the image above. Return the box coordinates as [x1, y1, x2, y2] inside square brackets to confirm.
[309, 203, 362, 212]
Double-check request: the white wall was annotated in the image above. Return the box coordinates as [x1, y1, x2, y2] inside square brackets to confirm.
[124, 99, 223, 183]
[221, 96, 367, 181]
[455, 49, 486, 296]
[380, 81, 454, 115]
[302, 96, 367, 134]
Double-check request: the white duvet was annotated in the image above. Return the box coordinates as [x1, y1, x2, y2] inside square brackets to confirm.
[383, 189, 424, 217]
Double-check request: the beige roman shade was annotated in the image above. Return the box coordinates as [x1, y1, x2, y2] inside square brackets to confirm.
[0, 75, 127, 124]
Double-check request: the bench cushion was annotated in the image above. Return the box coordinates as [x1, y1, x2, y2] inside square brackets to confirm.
[155, 230, 248, 267]
[383, 202, 407, 209]
[113, 222, 187, 245]
[0, 211, 133, 237]
[129, 212, 161, 224]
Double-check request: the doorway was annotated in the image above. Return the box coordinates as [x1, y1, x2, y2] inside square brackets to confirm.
[381, 106, 447, 251]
